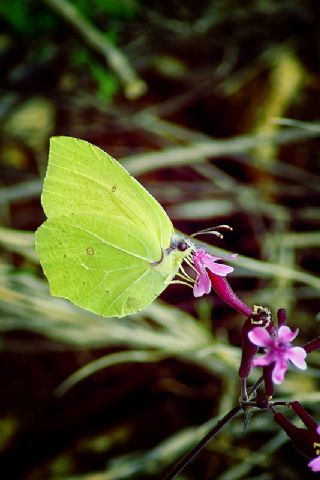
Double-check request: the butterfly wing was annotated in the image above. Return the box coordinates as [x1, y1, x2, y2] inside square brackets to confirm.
[35, 137, 187, 317]
[42, 136, 174, 256]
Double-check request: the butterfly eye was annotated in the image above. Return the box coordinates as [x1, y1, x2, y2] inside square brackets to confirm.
[177, 240, 188, 252]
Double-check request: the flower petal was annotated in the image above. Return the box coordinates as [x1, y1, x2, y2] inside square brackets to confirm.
[202, 253, 222, 262]
[207, 262, 234, 276]
[288, 347, 307, 370]
[248, 327, 272, 348]
[200, 255, 232, 275]
[194, 249, 210, 261]
[197, 251, 235, 277]
[308, 456, 320, 473]
[252, 352, 275, 366]
[317, 425, 320, 435]
[193, 269, 211, 297]
[272, 361, 288, 384]
[278, 325, 299, 343]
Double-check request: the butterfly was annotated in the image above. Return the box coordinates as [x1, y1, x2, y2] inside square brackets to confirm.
[35, 137, 192, 317]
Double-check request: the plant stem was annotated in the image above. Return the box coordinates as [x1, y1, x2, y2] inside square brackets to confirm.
[163, 375, 265, 480]
[163, 405, 241, 480]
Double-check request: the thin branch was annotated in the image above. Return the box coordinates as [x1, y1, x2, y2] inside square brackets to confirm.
[163, 375, 265, 480]
[163, 405, 241, 480]
[42, 0, 147, 99]
[121, 127, 320, 175]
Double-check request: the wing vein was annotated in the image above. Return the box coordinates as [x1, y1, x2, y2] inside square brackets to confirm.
[62, 222, 150, 262]
[106, 268, 151, 311]
[49, 160, 153, 230]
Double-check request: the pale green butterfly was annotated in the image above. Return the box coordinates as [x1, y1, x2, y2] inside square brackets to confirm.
[35, 136, 192, 318]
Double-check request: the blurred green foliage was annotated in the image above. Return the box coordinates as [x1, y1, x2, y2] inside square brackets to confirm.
[0, 0, 139, 99]
[0, 0, 137, 34]
[0, 0, 58, 35]
[72, 44, 120, 98]
[1, 0, 320, 479]
[75, 0, 138, 19]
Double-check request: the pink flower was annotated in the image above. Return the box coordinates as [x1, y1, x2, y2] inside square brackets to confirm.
[192, 248, 235, 297]
[308, 425, 320, 472]
[188, 247, 251, 316]
[248, 325, 307, 384]
[309, 455, 320, 472]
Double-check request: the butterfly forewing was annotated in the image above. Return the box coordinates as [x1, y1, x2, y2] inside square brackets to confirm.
[42, 137, 173, 255]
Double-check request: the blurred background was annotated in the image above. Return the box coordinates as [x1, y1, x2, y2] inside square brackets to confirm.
[0, 1, 320, 479]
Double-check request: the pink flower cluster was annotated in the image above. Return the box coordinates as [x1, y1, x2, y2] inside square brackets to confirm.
[192, 248, 235, 297]
[186, 244, 320, 474]
[190, 248, 252, 317]
[248, 325, 307, 384]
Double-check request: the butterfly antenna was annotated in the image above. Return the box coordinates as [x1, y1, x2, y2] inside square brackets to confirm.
[190, 225, 233, 239]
